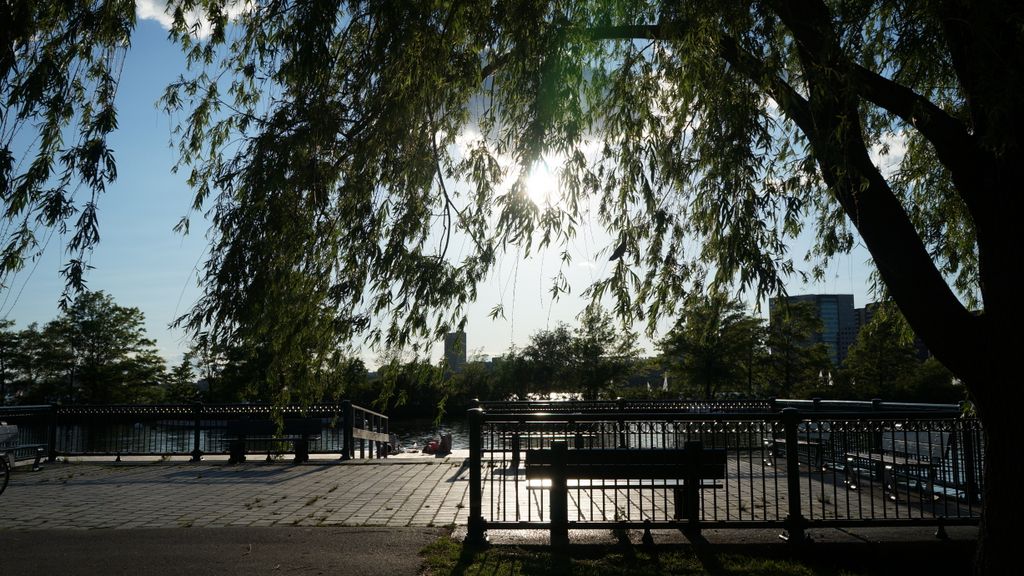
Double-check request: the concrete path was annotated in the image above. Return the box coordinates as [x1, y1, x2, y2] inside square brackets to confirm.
[0, 457, 470, 530]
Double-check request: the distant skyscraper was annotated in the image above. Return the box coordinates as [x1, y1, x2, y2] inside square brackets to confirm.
[854, 302, 879, 334]
[444, 331, 467, 372]
[771, 294, 856, 366]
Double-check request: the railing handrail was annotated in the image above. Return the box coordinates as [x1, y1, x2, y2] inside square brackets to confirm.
[351, 403, 388, 420]
[775, 398, 963, 411]
[465, 401, 983, 544]
[477, 398, 965, 416]
[0, 405, 53, 415]
[478, 409, 965, 423]
[0, 401, 388, 461]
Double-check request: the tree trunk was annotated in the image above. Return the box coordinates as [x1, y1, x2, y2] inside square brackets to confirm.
[972, 402, 1021, 574]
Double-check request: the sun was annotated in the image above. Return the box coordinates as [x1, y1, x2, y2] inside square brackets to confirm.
[524, 157, 561, 207]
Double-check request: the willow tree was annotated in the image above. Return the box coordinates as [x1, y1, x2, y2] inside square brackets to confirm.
[659, 292, 764, 400]
[3, 1, 1020, 569]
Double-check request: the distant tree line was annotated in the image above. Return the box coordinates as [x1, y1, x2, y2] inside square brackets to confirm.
[658, 293, 962, 404]
[1, 291, 171, 404]
[2, 293, 960, 410]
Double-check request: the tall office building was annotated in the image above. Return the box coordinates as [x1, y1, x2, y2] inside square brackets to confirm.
[444, 331, 467, 373]
[854, 302, 879, 333]
[770, 294, 856, 366]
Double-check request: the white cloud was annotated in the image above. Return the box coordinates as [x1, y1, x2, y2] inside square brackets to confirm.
[136, 0, 249, 40]
[135, 0, 176, 30]
[869, 131, 908, 179]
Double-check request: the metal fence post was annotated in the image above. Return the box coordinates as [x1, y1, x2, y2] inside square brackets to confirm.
[961, 418, 981, 505]
[341, 400, 354, 461]
[549, 440, 569, 547]
[466, 408, 488, 546]
[190, 402, 203, 462]
[617, 397, 627, 448]
[47, 403, 58, 462]
[781, 407, 807, 543]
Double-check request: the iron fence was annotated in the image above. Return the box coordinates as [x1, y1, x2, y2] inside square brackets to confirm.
[466, 402, 983, 544]
[0, 401, 388, 462]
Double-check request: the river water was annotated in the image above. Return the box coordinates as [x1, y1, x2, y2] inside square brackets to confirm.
[388, 418, 470, 451]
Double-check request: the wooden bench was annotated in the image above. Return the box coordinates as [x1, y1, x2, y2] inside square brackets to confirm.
[844, 431, 952, 499]
[1, 423, 45, 495]
[501, 431, 598, 467]
[0, 424, 44, 470]
[225, 418, 323, 464]
[765, 437, 830, 470]
[765, 423, 832, 470]
[525, 440, 726, 545]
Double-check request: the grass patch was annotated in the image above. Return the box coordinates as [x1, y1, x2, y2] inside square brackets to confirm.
[419, 536, 974, 576]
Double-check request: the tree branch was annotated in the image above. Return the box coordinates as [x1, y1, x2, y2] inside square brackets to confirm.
[489, 11, 984, 377]
[850, 63, 984, 218]
[772, 0, 981, 377]
[716, 35, 814, 138]
[589, 23, 816, 137]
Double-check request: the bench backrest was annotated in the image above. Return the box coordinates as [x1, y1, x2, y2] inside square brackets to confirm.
[881, 431, 951, 461]
[0, 424, 17, 448]
[226, 418, 323, 437]
[525, 446, 726, 481]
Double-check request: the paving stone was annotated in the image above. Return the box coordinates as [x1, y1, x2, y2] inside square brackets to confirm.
[0, 459, 470, 530]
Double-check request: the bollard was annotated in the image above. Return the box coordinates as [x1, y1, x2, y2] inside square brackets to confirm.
[341, 401, 354, 461]
[617, 398, 628, 448]
[47, 403, 59, 463]
[190, 402, 203, 462]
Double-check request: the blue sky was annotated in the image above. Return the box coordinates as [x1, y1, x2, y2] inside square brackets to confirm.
[2, 11, 878, 368]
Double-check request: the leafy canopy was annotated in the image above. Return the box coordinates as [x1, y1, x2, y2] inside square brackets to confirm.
[3, 1, 1002, 397]
[0, 291, 167, 403]
[659, 292, 764, 400]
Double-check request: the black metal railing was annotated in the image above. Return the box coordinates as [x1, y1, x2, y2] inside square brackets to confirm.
[465, 401, 983, 543]
[0, 401, 389, 462]
[478, 398, 774, 414]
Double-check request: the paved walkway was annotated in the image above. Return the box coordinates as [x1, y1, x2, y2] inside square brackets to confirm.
[1, 456, 470, 530]
[1, 455, 978, 576]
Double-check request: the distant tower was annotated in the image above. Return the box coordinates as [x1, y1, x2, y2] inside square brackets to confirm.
[770, 294, 856, 366]
[444, 331, 467, 373]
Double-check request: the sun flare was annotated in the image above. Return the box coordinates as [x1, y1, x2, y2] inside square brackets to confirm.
[524, 158, 561, 207]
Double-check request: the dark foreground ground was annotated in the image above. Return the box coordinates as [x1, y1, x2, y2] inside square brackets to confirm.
[427, 532, 978, 576]
[2, 525, 977, 576]
[1, 526, 446, 576]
